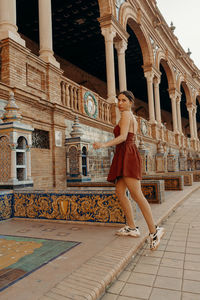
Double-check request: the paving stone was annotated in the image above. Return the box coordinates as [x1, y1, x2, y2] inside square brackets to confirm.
[138, 256, 161, 266]
[127, 272, 155, 286]
[185, 254, 200, 262]
[160, 258, 184, 268]
[121, 282, 152, 299]
[154, 275, 182, 290]
[183, 279, 200, 294]
[184, 261, 200, 271]
[101, 293, 118, 300]
[157, 266, 183, 278]
[149, 288, 181, 300]
[163, 251, 185, 260]
[184, 269, 200, 281]
[134, 262, 159, 274]
[117, 270, 131, 282]
[182, 292, 200, 300]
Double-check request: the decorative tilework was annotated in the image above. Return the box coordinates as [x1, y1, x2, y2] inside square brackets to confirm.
[0, 235, 79, 292]
[141, 180, 165, 203]
[13, 191, 125, 224]
[142, 175, 184, 191]
[0, 193, 13, 220]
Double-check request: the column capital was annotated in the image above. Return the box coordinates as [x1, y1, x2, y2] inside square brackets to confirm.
[9, 142, 17, 151]
[114, 39, 127, 54]
[176, 95, 181, 103]
[144, 71, 154, 82]
[101, 27, 116, 42]
[153, 76, 161, 85]
[187, 103, 194, 112]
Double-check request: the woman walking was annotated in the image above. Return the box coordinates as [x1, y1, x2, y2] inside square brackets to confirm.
[93, 90, 164, 250]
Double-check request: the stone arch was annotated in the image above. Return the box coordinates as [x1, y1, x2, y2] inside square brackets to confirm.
[119, 2, 153, 66]
[196, 94, 200, 104]
[179, 80, 192, 105]
[98, 0, 116, 18]
[156, 51, 176, 90]
[17, 136, 28, 149]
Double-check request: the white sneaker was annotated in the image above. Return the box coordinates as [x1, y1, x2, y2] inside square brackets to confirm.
[116, 226, 140, 237]
[149, 226, 165, 251]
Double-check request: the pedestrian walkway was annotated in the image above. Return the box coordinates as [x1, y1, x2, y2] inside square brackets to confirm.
[0, 183, 200, 300]
[101, 187, 200, 300]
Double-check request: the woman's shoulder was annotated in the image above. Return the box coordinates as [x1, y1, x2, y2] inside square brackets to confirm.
[121, 111, 132, 118]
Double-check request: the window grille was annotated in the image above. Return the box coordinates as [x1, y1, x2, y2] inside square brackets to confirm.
[32, 129, 50, 149]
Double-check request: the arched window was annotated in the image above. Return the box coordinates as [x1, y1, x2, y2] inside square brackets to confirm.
[82, 146, 87, 176]
[16, 136, 27, 181]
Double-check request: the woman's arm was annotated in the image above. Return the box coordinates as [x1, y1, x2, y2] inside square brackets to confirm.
[93, 111, 131, 149]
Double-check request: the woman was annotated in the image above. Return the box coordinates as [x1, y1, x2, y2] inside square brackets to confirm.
[93, 90, 164, 250]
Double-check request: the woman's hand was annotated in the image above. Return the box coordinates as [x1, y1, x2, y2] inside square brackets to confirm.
[93, 142, 104, 150]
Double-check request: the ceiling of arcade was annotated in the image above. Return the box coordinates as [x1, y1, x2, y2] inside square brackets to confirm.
[16, 0, 199, 123]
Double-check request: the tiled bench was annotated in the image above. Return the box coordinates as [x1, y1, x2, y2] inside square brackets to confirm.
[170, 172, 193, 186]
[68, 180, 165, 204]
[192, 171, 200, 182]
[142, 174, 184, 191]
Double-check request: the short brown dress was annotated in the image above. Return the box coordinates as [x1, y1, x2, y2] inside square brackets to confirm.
[107, 124, 142, 183]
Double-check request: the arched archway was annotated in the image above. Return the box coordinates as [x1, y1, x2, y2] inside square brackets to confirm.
[180, 82, 190, 136]
[159, 60, 174, 130]
[196, 96, 200, 139]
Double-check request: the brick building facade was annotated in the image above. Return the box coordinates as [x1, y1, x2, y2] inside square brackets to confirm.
[0, 0, 200, 190]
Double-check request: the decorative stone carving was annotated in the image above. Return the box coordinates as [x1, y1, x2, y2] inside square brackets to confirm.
[0, 92, 33, 189]
[65, 115, 91, 182]
[138, 138, 149, 174]
[167, 148, 177, 172]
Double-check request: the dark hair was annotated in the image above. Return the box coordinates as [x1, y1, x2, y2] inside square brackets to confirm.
[117, 90, 135, 104]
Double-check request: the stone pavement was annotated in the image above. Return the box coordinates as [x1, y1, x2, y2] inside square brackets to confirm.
[102, 186, 200, 300]
[0, 183, 200, 300]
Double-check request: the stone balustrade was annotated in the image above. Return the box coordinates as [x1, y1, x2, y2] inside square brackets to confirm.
[60, 77, 111, 124]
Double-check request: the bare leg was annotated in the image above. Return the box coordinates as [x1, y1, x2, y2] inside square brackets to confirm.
[123, 177, 156, 234]
[115, 178, 136, 228]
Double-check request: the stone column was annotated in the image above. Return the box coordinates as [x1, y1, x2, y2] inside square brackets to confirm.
[176, 96, 182, 134]
[187, 105, 194, 139]
[115, 40, 127, 91]
[10, 143, 17, 181]
[153, 77, 161, 125]
[169, 93, 178, 133]
[26, 145, 32, 180]
[101, 27, 116, 103]
[144, 72, 155, 123]
[38, 0, 59, 68]
[193, 106, 198, 139]
[0, 0, 25, 45]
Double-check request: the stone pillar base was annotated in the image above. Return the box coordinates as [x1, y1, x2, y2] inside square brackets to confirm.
[0, 30, 25, 46]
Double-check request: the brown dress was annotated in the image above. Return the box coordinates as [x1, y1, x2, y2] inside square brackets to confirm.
[107, 124, 142, 183]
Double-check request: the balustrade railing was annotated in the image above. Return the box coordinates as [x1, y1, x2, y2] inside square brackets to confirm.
[60, 77, 111, 125]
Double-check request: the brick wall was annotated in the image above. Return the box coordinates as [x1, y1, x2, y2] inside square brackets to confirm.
[65, 119, 114, 181]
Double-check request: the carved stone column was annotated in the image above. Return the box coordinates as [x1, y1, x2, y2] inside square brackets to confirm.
[26, 145, 32, 181]
[153, 77, 161, 125]
[115, 40, 127, 91]
[38, 0, 59, 67]
[9, 143, 17, 182]
[193, 106, 198, 139]
[169, 92, 178, 133]
[176, 96, 182, 134]
[144, 72, 155, 123]
[187, 104, 194, 139]
[0, 0, 25, 45]
[101, 27, 116, 103]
